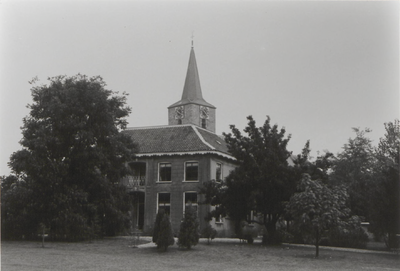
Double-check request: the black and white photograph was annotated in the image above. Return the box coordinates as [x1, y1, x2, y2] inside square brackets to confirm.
[1, 0, 399, 270]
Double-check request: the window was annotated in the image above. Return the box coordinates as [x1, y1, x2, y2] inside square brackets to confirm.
[247, 210, 255, 222]
[184, 192, 198, 214]
[216, 163, 222, 182]
[201, 119, 207, 129]
[157, 193, 170, 215]
[178, 119, 182, 125]
[159, 163, 171, 182]
[185, 162, 198, 181]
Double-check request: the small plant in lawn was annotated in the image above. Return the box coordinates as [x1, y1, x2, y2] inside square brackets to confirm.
[152, 209, 174, 252]
[178, 203, 200, 249]
[202, 224, 217, 244]
[38, 223, 47, 248]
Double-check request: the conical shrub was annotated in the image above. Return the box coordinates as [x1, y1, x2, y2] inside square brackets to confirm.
[178, 203, 199, 249]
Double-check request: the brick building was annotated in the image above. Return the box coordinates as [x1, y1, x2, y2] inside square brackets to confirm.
[122, 45, 237, 235]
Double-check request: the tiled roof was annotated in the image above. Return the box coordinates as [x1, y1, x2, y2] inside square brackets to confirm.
[123, 124, 234, 160]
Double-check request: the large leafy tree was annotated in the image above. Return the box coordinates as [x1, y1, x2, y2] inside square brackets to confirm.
[369, 120, 400, 248]
[2, 74, 137, 240]
[202, 116, 296, 244]
[330, 128, 375, 219]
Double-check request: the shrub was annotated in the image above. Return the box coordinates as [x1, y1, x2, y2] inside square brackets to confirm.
[328, 217, 369, 249]
[239, 221, 259, 244]
[152, 210, 174, 252]
[178, 203, 199, 249]
[279, 229, 294, 244]
[261, 230, 283, 245]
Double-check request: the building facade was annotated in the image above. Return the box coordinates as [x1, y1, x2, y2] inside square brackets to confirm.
[121, 46, 237, 236]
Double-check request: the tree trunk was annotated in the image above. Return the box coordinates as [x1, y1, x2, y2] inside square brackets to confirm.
[263, 217, 279, 245]
[315, 228, 319, 258]
[41, 225, 45, 248]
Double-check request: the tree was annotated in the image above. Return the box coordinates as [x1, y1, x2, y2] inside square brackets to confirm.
[330, 128, 375, 219]
[313, 151, 335, 183]
[152, 209, 164, 244]
[202, 116, 296, 244]
[178, 203, 200, 249]
[1, 175, 36, 240]
[292, 140, 313, 179]
[369, 120, 400, 248]
[2, 74, 137, 240]
[199, 177, 252, 241]
[292, 141, 335, 184]
[153, 209, 175, 252]
[287, 174, 352, 257]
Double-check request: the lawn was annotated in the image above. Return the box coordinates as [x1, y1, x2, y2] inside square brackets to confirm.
[1, 237, 399, 271]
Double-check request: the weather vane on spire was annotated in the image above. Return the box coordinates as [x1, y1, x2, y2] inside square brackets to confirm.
[191, 31, 194, 47]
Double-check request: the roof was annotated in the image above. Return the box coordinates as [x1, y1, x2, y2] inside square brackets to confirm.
[123, 124, 234, 160]
[168, 47, 215, 109]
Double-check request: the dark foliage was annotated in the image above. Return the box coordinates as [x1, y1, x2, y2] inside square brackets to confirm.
[328, 218, 369, 249]
[369, 120, 400, 249]
[201, 116, 297, 245]
[178, 203, 200, 249]
[153, 210, 175, 252]
[1, 75, 137, 241]
[329, 128, 375, 219]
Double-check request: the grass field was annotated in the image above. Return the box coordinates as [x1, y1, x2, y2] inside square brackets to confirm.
[2, 237, 399, 271]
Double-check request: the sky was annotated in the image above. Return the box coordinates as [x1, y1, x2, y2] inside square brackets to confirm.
[1, 0, 399, 175]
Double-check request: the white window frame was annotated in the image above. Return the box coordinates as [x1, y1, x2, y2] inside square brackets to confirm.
[158, 162, 172, 182]
[216, 162, 222, 182]
[184, 161, 199, 182]
[183, 191, 198, 215]
[157, 192, 171, 216]
[211, 205, 223, 223]
[215, 215, 223, 223]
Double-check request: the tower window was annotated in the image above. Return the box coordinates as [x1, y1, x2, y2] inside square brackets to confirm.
[201, 119, 207, 129]
[178, 119, 182, 125]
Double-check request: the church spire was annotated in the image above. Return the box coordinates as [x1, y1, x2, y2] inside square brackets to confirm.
[168, 44, 216, 132]
[181, 47, 204, 103]
[169, 46, 215, 108]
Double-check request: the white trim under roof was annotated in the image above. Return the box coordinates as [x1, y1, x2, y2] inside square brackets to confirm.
[134, 150, 236, 161]
[126, 124, 203, 131]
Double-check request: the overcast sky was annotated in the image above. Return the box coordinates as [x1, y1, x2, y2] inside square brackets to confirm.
[1, 0, 399, 175]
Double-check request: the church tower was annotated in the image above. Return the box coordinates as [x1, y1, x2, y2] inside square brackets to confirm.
[168, 45, 216, 133]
